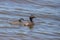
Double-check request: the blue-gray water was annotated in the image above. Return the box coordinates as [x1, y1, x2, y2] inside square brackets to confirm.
[0, 0, 60, 40]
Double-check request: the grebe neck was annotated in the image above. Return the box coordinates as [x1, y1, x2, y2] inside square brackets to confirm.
[29, 17, 33, 22]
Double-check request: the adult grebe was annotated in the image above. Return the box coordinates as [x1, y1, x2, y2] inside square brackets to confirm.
[23, 15, 35, 26]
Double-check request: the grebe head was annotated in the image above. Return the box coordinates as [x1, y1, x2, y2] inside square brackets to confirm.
[18, 18, 24, 22]
[30, 15, 35, 18]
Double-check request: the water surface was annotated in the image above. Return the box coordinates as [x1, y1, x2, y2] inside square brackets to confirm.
[0, 0, 60, 40]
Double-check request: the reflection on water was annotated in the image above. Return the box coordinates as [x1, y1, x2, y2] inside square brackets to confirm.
[0, 0, 60, 40]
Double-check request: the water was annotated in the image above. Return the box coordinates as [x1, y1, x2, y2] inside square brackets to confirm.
[0, 0, 60, 40]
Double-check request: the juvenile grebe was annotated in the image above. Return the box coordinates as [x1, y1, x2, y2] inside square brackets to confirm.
[10, 18, 24, 25]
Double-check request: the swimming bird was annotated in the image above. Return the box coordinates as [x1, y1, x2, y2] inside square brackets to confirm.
[9, 18, 24, 25]
[10, 15, 35, 27]
[23, 15, 35, 26]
